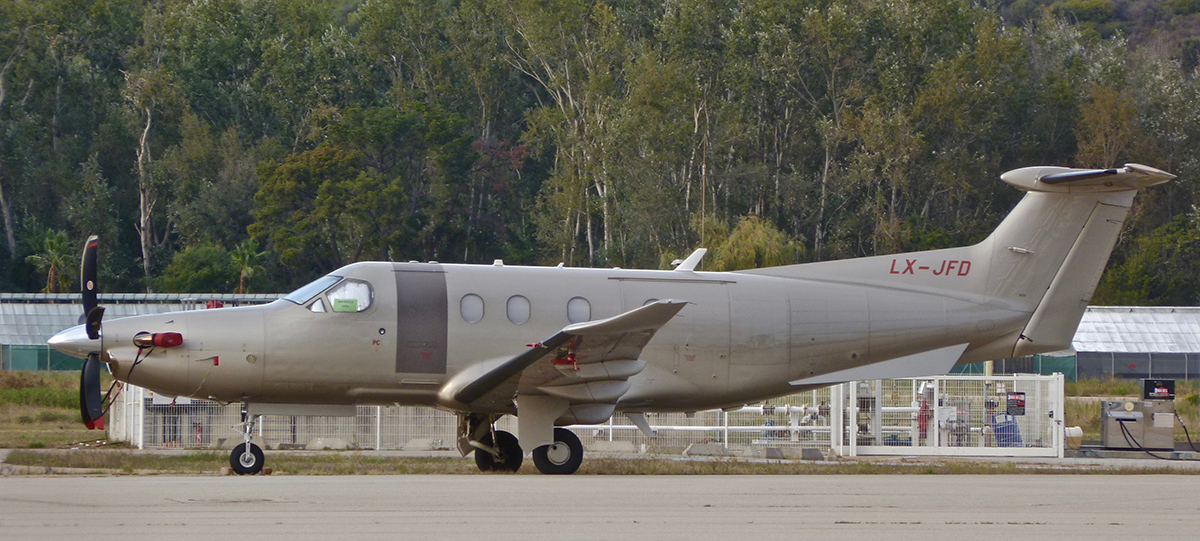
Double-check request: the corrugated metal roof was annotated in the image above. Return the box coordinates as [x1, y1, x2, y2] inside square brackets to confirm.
[0, 293, 283, 303]
[1073, 306, 1200, 354]
[0, 294, 282, 346]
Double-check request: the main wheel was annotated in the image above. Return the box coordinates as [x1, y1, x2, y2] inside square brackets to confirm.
[230, 442, 264, 475]
[474, 430, 522, 472]
[532, 428, 583, 475]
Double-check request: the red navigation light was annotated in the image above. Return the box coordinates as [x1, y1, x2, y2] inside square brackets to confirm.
[154, 332, 183, 348]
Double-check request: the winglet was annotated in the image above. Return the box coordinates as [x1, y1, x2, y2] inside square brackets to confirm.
[673, 248, 707, 272]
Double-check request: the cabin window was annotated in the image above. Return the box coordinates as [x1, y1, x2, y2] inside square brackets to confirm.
[461, 294, 485, 323]
[507, 295, 531, 325]
[310, 299, 326, 313]
[326, 279, 373, 313]
[567, 297, 590, 323]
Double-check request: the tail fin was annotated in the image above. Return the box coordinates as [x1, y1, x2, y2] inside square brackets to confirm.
[741, 163, 1173, 357]
[985, 164, 1173, 355]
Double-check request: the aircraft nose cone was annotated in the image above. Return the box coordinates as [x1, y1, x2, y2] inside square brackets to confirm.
[48, 325, 99, 359]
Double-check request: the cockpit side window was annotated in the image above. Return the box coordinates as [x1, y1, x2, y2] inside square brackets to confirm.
[283, 275, 341, 305]
[327, 279, 373, 313]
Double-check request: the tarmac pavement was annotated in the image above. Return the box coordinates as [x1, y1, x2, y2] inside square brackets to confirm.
[3, 471, 1200, 539]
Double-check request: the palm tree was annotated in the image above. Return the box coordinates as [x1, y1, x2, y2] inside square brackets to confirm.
[25, 230, 75, 293]
[231, 239, 267, 294]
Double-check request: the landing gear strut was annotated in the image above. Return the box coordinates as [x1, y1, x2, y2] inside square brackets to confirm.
[230, 405, 264, 475]
[461, 413, 522, 472]
[459, 414, 586, 474]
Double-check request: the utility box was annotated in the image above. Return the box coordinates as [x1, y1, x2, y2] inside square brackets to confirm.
[1101, 379, 1176, 451]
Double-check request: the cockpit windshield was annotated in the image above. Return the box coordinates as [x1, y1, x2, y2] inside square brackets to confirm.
[282, 275, 341, 305]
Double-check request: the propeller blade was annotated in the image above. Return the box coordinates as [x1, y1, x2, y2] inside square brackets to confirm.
[85, 306, 105, 341]
[80, 353, 105, 429]
[79, 236, 99, 324]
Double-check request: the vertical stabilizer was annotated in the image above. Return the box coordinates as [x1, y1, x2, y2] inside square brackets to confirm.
[739, 163, 1173, 360]
[984, 164, 1173, 355]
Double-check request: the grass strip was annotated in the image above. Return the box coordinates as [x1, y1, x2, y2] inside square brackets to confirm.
[5, 450, 1197, 476]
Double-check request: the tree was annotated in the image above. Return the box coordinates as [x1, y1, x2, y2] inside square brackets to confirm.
[708, 215, 801, 271]
[231, 238, 266, 294]
[156, 243, 236, 293]
[24, 229, 74, 293]
[0, 0, 38, 261]
[1093, 213, 1200, 305]
[1074, 84, 1137, 168]
[251, 144, 403, 275]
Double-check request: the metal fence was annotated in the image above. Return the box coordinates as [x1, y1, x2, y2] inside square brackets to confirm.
[109, 374, 1063, 458]
[835, 374, 1064, 458]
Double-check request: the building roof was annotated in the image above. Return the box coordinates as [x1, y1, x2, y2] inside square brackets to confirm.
[0, 293, 282, 346]
[1073, 306, 1200, 354]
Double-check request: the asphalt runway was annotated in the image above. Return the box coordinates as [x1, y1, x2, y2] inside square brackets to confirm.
[3, 474, 1199, 539]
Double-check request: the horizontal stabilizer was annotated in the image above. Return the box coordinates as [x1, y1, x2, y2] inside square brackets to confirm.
[1002, 163, 1174, 193]
[789, 343, 969, 387]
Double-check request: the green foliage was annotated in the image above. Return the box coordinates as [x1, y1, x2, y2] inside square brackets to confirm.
[0, 0, 1197, 300]
[156, 244, 237, 293]
[1093, 213, 1200, 305]
[23, 230, 75, 293]
[708, 216, 802, 271]
[231, 238, 267, 294]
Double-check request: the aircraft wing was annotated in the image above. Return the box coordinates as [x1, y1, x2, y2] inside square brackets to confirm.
[448, 300, 688, 412]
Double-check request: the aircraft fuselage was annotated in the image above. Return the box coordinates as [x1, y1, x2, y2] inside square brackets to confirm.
[93, 261, 1028, 414]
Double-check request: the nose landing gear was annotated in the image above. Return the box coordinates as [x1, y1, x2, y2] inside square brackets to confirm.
[229, 405, 264, 475]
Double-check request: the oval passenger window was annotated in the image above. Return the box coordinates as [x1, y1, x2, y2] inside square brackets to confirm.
[567, 297, 590, 323]
[461, 294, 484, 324]
[507, 295, 531, 325]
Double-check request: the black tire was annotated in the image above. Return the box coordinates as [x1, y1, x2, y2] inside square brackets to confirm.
[474, 430, 522, 472]
[532, 428, 583, 475]
[230, 442, 264, 475]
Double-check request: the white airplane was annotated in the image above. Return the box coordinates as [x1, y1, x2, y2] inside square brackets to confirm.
[49, 163, 1173, 474]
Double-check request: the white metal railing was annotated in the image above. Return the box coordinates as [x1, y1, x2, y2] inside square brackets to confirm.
[108, 374, 1064, 458]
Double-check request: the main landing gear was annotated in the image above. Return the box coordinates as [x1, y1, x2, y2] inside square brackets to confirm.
[532, 428, 584, 475]
[460, 414, 585, 475]
[230, 405, 264, 475]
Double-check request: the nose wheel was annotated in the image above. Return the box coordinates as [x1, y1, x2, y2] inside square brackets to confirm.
[230, 442, 264, 475]
[230, 404, 265, 475]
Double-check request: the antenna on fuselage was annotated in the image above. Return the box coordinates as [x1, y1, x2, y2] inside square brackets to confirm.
[672, 248, 707, 272]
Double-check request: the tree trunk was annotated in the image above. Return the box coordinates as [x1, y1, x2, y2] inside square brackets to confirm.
[136, 106, 156, 292]
[0, 33, 26, 261]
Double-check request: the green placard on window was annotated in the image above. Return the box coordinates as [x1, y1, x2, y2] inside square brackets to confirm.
[332, 298, 358, 313]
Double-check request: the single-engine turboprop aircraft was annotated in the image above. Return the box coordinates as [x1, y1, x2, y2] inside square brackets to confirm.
[49, 164, 1172, 474]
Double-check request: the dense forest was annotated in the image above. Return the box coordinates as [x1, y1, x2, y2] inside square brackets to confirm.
[3, 0, 1200, 304]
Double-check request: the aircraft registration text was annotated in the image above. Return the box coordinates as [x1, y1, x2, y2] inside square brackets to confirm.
[889, 258, 972, 277]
